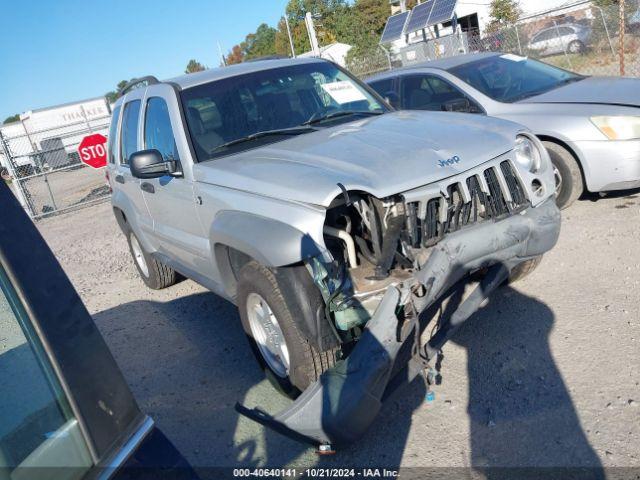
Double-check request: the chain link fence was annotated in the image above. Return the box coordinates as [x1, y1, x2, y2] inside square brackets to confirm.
[0, 111, 111, 220]
[349, 1, 640, 79]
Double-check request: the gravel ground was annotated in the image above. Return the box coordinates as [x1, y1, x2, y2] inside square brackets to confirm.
[37, 191, 640, 472]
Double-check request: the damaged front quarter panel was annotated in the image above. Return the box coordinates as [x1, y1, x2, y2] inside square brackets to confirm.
[236, 198, 561, 449]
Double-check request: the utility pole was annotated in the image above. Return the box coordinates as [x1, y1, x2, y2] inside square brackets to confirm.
[619, 0, 626, 76]
[217, 42, 227, 66]
[305, 12, 321, 57]
[284, 15, 296, 58]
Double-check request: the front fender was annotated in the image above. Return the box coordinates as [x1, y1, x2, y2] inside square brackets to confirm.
[210, 211, 325, 268]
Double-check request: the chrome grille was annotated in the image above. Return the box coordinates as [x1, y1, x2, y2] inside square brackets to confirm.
[405, 160, 529, 248]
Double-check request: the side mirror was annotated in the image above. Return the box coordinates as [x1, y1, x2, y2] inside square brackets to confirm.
[442, 98, 472, 113]
[384, 91, 401, 109]
[129, 149, 181, 179]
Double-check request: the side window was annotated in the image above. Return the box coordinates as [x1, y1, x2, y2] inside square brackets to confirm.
[369, 78, 395, 97]
[120, 100, 142, 165]
[107, 105, 121, 164]
[401, 75, 435, 109]
[532, 30, 547, 42]
[403, 74, 481, 113]
[0, 266, 92, 476]
[144, 98, 179, 162]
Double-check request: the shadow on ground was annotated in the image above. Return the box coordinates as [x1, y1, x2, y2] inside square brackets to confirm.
[92, 284, 603, 476]
[583, 187, 640, 206]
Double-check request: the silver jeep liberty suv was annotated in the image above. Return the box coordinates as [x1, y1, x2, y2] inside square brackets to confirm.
[107, 58, 561, 449]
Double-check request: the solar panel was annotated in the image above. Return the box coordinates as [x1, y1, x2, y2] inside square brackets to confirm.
[428, 0, 458, 26]
[380, 11, 410, 44]
[403, 0, 435, 34]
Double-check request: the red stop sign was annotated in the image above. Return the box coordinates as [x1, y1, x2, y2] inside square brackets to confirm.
[78, 134, 108, 169]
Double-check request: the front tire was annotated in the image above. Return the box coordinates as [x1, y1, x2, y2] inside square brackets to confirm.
[509, 256, 543, 283]
[568, 40, 585, 54]
[126, 230, 178, 290]
[237, 261, 337, 398]
[543, 141, 584, 210]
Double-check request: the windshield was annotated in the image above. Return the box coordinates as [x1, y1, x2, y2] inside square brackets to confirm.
[449, 55, 583, 103]
[181, 62, 386, 161]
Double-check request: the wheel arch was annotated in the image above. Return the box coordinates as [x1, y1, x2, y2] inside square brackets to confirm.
[210, 210, 326, 299]
[536, 134, 587, 185]
[112, 206, 128, 233]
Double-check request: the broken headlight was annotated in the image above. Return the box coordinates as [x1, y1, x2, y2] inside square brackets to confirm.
[514, 135, 543, 174]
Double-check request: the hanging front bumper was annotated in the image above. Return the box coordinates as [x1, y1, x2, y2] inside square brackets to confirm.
[236, 198, 561, 447]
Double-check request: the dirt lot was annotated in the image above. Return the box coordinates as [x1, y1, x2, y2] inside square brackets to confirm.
[37, 191, 640, 472]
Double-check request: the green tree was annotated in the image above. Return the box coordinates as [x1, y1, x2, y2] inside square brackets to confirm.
[243, 23, 278, 59]
[225, 0, 391, 66]
[3, 114, 20, 124]
[336, 0, 389, 47]
[283, 0, 350, 52]
[105, 80, 130, 104]
[185, 59, 206, 74]
[487, 0, 521, 30]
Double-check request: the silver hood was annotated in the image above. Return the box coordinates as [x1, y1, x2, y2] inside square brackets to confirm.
[193, 111, 522, 207]
[522, 76, 640, 108]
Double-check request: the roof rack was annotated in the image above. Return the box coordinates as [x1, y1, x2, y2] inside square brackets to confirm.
[119, 76, 160, 95]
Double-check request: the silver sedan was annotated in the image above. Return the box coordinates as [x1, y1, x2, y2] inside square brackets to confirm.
[367, 52, 640, 209]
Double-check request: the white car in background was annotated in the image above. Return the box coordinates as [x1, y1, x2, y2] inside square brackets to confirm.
[527, 23, 592, 56]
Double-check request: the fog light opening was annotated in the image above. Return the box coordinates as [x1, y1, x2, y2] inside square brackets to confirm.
[531, 179, 544, 197]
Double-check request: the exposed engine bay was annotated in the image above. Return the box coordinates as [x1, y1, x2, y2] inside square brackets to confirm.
[317, 157, 531, 337]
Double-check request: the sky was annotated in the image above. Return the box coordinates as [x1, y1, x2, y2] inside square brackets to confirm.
[0, 0, 289, 120]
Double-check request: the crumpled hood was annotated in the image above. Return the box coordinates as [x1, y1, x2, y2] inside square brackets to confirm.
[522, 76, 640, 107]
[193, 111, 522, 207]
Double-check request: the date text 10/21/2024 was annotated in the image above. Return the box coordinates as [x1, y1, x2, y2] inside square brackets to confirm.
[232, 468, 400, 478]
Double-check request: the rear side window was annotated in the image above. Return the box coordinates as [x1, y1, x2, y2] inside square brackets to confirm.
[532, 30, 550, 42]
[144, 98, 179, 161]
[369, 78, 394, 97]
[107, 105, 121, 164]
[120, 100, 141, 165]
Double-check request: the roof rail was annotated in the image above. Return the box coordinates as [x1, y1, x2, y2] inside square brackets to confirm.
[119, 76, 160, 95]
[245, 55, 290, 63]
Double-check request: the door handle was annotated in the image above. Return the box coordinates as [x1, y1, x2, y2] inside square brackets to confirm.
[141, 182, 155, 194]
[115, 174, 125, 184]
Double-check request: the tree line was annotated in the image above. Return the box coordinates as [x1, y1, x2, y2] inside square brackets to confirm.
[223, 0, 415, 66]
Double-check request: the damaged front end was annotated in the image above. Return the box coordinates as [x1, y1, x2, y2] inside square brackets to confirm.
[237, 155, 562, 449]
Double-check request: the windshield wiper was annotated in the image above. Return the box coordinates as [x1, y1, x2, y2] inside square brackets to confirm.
[212, 126, 316, 152]
[303, 110, 384, 126]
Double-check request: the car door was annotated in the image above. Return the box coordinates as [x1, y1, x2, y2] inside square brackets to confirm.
[137, 86, 211, 278]
[368, 77, 400, 109]
[112, 92, 155, 244]
[0, 265, 93, 480]
[555, 26, 574, 54]
[0, 180, 196, 479]
[399, 73, 483, 113]
[530, 29, 552, 55]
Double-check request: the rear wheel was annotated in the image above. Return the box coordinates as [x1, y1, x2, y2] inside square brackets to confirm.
[237, 261, 338, 398]
[543, 141, 583, 210]
[126, 229, 178, 290]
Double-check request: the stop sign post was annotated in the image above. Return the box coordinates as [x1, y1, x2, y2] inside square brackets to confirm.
[78, 134, 108, 169]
